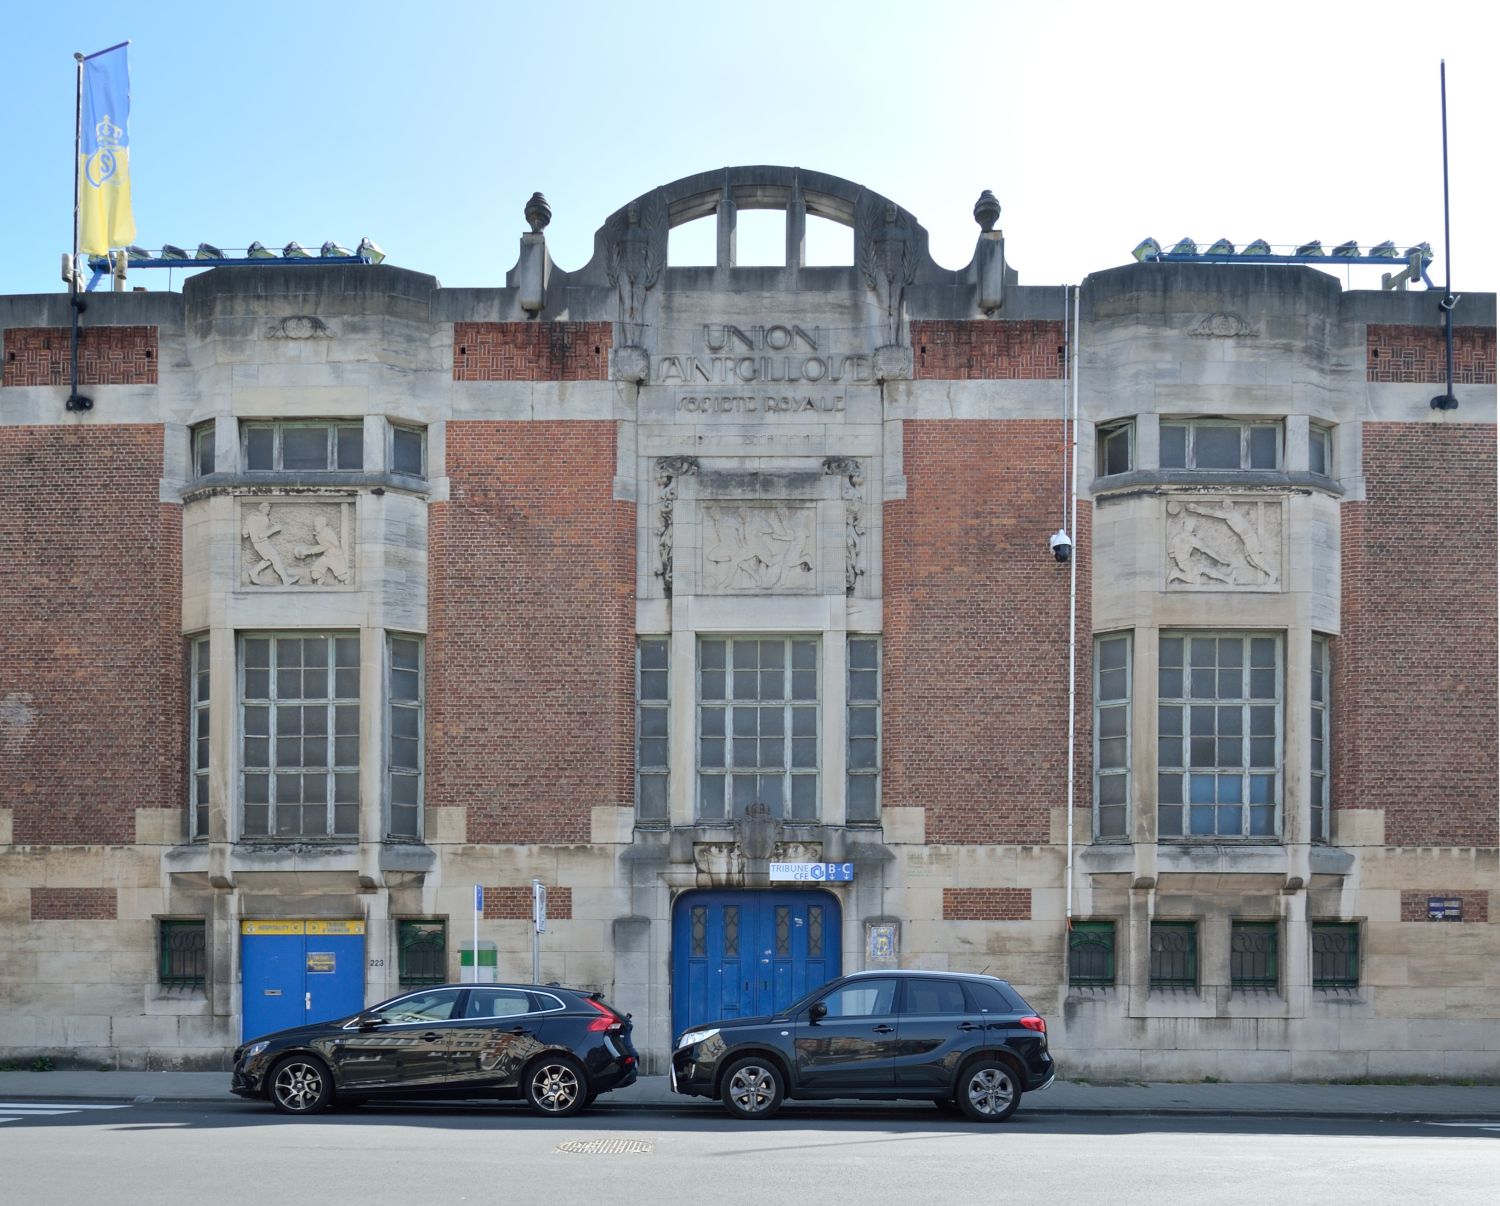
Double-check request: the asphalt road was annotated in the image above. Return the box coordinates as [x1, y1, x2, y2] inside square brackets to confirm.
[3, 1098, 1497, 1206]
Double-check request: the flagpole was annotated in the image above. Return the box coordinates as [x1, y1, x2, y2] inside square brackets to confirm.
[68, 51, 90, 412]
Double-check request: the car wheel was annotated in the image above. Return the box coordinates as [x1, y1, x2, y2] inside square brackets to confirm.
[956, 1058, 1021, 1123]
[268, 1055, 333, 1115]
[721, 1058, 785, 1120]
[524, 1054, 588, 1117]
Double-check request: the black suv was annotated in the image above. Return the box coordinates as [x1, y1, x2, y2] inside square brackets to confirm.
[671, 970, 1054, 1121]
[231, 982, 638, 1116]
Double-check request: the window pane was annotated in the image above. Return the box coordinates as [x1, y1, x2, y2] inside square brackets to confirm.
[1248, 426, 1278, 469]
[1161, 425, 1186, 468]
[194, 427, 215, 477]
[337, 426, 364, 470]
[283, 426, 329, 470]
[1309, 428, 1329, 476]
[1194, 426, 1240, 468]
[245, 427, 274, 470]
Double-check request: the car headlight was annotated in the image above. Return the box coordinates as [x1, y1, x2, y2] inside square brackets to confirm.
[675, 1027, 719, 1050]
[242, 1041, 269, 1060]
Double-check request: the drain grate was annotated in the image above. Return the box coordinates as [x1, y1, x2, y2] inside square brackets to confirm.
[555, 1138, 655, 1156]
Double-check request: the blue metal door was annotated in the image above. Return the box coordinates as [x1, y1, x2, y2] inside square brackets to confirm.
[241, 920, 366, 1042]
[671, 890, 840, 1037]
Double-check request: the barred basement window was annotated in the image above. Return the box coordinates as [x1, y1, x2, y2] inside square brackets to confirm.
[1158, 632, 1282, 839]
[391, 424, 426, 478]
[1311, 635, 1331, 843]
[636, 638, 669, 823]
[243, 420, 363, 472]
[1096, 419, 1134, 477]
[1312, 922, 1360, 989]
[1094, 634, 1131, 839]
[698, 637, 819, 822]
[397, 920, 446, 986]
[1068, 921, 1116, 987]
[159, 919, 206, 989]
[240, 633, 360, 839]
[189, 635, 210, 840]
[846, 636, 881, 823]
[1309, 423, 1332, 477]
[1149, 921, 1197, 989]
[191, 422, 215, 477]
[1161, 419, 1281, 470]
[387, 635, 424, 839]
[1230, 921, 1278, 991]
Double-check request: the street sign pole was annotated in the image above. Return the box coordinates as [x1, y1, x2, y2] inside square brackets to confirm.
[472, 884, 483, 983]
[531, 879, 546, 983]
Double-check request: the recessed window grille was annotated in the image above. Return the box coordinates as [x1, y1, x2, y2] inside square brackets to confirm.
[1149, 921, 1197, 989]
[159, 919, 206, 989]
[1069, 921, 1116, 987]
[1312, 923, 1359, 989]
[1230, 921, 1278, 990]
[398, 919, 446, 986]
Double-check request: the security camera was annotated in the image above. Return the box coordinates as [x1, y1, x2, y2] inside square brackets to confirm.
[1049, 529, 1073, 563]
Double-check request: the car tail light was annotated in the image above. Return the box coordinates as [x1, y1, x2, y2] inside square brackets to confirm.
[1019, 1015, 1047, 1034]
[584, 997, 624, 1032]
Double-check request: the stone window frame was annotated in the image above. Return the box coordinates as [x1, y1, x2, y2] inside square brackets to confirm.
[1311, 921, 1360, 989]
[1157, 631, 1283, 842]
[846, 635, 881, 825]
[189, 634, 211, 841]
[158, 918, 206, 990]
[242, 419, 364, 473]
[1229, 920, 1279, 992]
[1093, 633, 1132, 840]
[190, 421, 215, 478]
[1160, 418, 1282, 471]
[1095, 418, 1134, 478]
[387, 634, 424, 840]
[238, 631, 361, 841]
[1308, 422, 1333, 478]
[636, 637, 670, 824]
[1068, 920, 1117, 988]
[389, 422, 427, 480]
[696, 635, 820, 823]
[1310, 634, 1331, 844]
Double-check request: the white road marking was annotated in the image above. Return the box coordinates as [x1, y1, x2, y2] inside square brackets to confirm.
[0, 1102, 132, 1123]
[1422, 1120, 1500, 1133]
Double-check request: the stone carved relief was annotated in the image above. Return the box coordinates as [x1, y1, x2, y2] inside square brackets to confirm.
[1188, 312, 1258, 338]
[858, 200, 916, 349]
[266, 315, 334, 340]
[824, 457, 866, 595]
[241, 500, 354, 587]
[1165, 499, 1281, 588]
[653, 456, 699, 595]
[702, 503, 816, 594]
[605, 197, 666, 346]
[692, 839, 824, 887]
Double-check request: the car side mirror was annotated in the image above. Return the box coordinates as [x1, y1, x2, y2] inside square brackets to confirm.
[808, 1002, 828, 1023]
[356, 1013, 384, 1031]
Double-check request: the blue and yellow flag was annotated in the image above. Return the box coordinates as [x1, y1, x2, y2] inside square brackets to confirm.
[78, 43, 136, 255]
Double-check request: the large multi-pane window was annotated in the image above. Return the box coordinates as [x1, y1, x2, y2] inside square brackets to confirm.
[1094, 634, 1131, 839]
[1310, 635, 1330, 843]
[1161, 420, 1280, 470]
[636, 638, 669, 823]
[1158, 633, 1281, 839]
[698, 637, 818, 822]
[243, 420, 363, 472]
[387, 635, 423, 839]
[189, 636, 210, 839]
[846, 637, 880, 823]
[241, 634, 360, 839]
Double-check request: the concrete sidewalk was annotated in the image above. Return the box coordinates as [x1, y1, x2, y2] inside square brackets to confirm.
[1, 1070, 1497, 1120]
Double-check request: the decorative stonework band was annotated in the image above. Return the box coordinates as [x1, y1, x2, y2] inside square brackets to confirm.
[1366, 324, 1496, 384]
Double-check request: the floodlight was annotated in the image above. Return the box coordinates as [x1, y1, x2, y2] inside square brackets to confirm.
[1168, 238, 1197, 256]
[1206, 238, 1235, 255]
[1332, 240, 1360, 258]
[1404, 242, 1433, 261]
[283, 241, 311, 259]
[1295, 240, 1324, 257]
[1242, 239, 1271, 255]
[126, 244, 153, 261]
[1369, 240, 1398, 258]
[160, 244, 190, 260]
[1132, 237, 1162, 262]
[356, 237, 385, 264]
[247, 241, 277, 259]
[87, 254, 111, 271]
[196, 243, 224, 260]
[321, 240, 352, 258]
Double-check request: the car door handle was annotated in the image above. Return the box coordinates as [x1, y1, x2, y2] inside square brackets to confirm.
[508, 1028, 532, 1036]
[958, 1023, 982, 1032]
[872, 1024, 895, 1034]
[420, 1032, 441, 1043]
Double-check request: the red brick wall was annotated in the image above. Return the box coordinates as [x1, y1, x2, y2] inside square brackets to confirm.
[2, 326, 158, 387]
[1334, 423, 1498, 846]
[1399, 890, 1490, 923]
[1366, 325, 1496, 384]
[30, 887, 118, 920]
[0, 427, 183, 843]
[482, 886, 573, 920]
[911, 321, 1065, 380]
[884, 421, 1091, 844]
[453, 322, 612, 382]
[426, 422, 634, 843]
[942, 888, 1032, 920]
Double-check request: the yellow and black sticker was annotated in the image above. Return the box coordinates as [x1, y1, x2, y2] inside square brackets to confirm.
[241, 920, 305, 936]
[306, 952, 336, 973]
[306, 920, 365, 936]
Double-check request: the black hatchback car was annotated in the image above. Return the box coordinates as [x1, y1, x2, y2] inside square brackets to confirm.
[231, 982, 638, 1116]
[671, 969, 1054, 1121]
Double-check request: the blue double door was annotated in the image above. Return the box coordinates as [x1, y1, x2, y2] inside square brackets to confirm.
[240, 920, 367, 1042]
[672, 890, 840, 1037]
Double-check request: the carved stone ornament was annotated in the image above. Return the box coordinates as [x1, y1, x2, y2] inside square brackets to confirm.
[240, 499, 355, 588]
[702, 502, 816, 594]
[266, 315, 334, 340]
[605, 196, 666, 346]
[1188, 312, 1258, 338]
[824, 457, 866, 595]
[653, 456, 699, 595]
[1164, 498, 1282, 589]
[858, 199, 916, 349]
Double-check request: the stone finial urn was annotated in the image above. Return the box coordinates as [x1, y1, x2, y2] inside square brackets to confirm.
[524, 192, 552, 234]
[974, 190, 1001, 233]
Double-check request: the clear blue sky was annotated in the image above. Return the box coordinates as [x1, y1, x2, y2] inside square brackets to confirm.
[4, 0, 1496, 296]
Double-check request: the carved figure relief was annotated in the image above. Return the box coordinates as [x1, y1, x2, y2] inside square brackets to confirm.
[241, 500, 355, 588]
[859, 200, 916, 348]
[824, 457, 866, 594]
[266, 315, 334, 340]
[702, 503, 816, 594]
[605, 197, 666, 347]
[653, 456, 698, 595]
[1188, 312, 1258, 338]
[1165, 499, 1281, 588]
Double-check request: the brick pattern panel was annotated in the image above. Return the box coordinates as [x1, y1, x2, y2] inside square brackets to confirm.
[453, 322, 612, 382]
[1334, 424, 1498, 846]
[884, 420, 1091, 844]
[426, 422, 634, 843]
[1399, 890, 1490, 923]
[3, 326, 158, 387]
[482, 886, 573, 921]
[911, 320, 1066, 380]
[942, 888, 1032, 921]
[1366, 325, 1496, 384]
[30, 887, 118, 920]
[0, 427, 184, 844]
